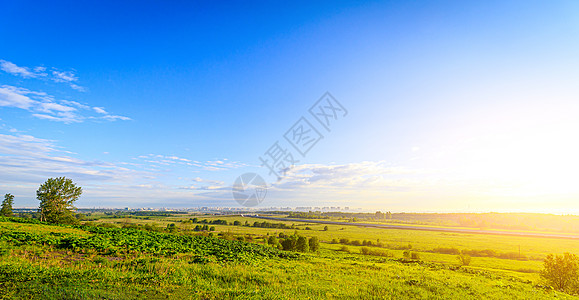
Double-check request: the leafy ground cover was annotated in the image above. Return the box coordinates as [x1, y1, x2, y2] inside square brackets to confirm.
[1, 216, 578, 299]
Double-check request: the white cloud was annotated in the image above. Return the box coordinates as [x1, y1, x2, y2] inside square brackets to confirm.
[51, 70, 78, 83]
[93, 107, 107, 114]
[181, 177, 226, 190]
[0, 60, 37, 78]
[271, 161, 430, 192]
[0, 86, 36, 109]
[101, 115, 131, 121]
[135, 154, 247, 171]
[0, 85, 130, 123]
[70, 84, 86, 92]
[0, 59, 84, 91]
[0, 132, 239, 207]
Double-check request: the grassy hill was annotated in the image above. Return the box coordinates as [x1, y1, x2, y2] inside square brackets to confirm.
[0, 216, 576, 299]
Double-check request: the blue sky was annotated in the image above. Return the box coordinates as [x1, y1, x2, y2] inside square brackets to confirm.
[1, 1, 579, 212]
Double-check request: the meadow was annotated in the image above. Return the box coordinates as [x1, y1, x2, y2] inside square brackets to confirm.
[1, 213, 578, 299]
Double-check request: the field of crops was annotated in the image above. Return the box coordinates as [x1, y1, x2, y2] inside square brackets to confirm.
[1, 215, 578, 299]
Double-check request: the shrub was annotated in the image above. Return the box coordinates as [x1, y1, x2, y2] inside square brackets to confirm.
[281, 235, 297, 251]
[267, 235, 278, 246]
[296, 236, 309, 252]
[309, 237, 320, 252]
[433, 247, 460, 255]
[411, 252, 420, 260]
[541, 253, 579, 293]
[457, 254, 471, 266]
[360, 247, 391, 257]
[339, 246, 350, 253]
[350, 240, 362, 246]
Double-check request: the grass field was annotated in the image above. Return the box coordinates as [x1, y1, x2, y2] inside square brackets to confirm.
[1, 214, 579, 299]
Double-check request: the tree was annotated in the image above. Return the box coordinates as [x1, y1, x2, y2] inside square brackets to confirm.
[281, 235, 297, 251]
[541, 253, 579, 293]
[267, 235, 278, 246]
[296, 236, 309, 252]
[323, 226, 328, 231]
[37, 177, 82, 224]
[1, 193, 14, 217]
[309, 236, 320, 252]
[457, 254, 471, 266]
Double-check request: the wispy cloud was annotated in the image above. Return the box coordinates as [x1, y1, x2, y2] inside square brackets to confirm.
[135, 154, 248, 171]
[0, 132, 237, 207]
[51, 70, 78, 83]
[0, 59, 85, 91]
[0, 85, 130, 123]
[180, 177, 226, 190]
[271, 161, 431, 192]
[0, 133, 138, 183]
[0, 60, 37, 78]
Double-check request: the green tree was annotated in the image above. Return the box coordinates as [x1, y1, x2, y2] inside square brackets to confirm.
[457, 253, 471, 266]
[296, 236, 309, 252]
[541, 253, 579, 293]
[323, 226, 328, 231]
[281, 235, 297, 251]
[1, 193, 14, 217]
[309, 236, 320, 252]
[37, 177, 82, 224]
[267, 235, 278, 246]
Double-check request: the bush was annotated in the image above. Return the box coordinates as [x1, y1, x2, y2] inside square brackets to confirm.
[309, 237, 320, 252]
[281, 235, 297, 251]
[296, 236, 309, 252]
[433, 247, 460, 255]
[360, 247, 391, 257]
[457, 254, 471, 266]
[350, 240, 362, 246]
[267, 235, 278, 246]
[541, 253, 579, 293]
[403, 250, 420, 260]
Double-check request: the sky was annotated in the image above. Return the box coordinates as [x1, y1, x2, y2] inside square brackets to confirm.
[1, 1, 579, 213]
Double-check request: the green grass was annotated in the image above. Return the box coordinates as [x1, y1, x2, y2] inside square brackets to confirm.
[2, 215, 578, 299]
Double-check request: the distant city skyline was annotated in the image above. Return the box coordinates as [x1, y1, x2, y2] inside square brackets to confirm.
[1, 1, 578, 213]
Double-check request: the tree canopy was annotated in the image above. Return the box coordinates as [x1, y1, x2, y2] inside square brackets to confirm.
[541, 252, 579, 293]
[1, 193, 14, 217]
[37, 177, 82, 224]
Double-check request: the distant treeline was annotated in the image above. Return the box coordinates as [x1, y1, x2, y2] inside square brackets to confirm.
[431, 247, 529, 261]
[105, 211, 188, 217]
[330, 237, 531, 261]
[283, 211, 579, 233]
[184, 218, 294, 229]
[287, 211, 392, 220]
